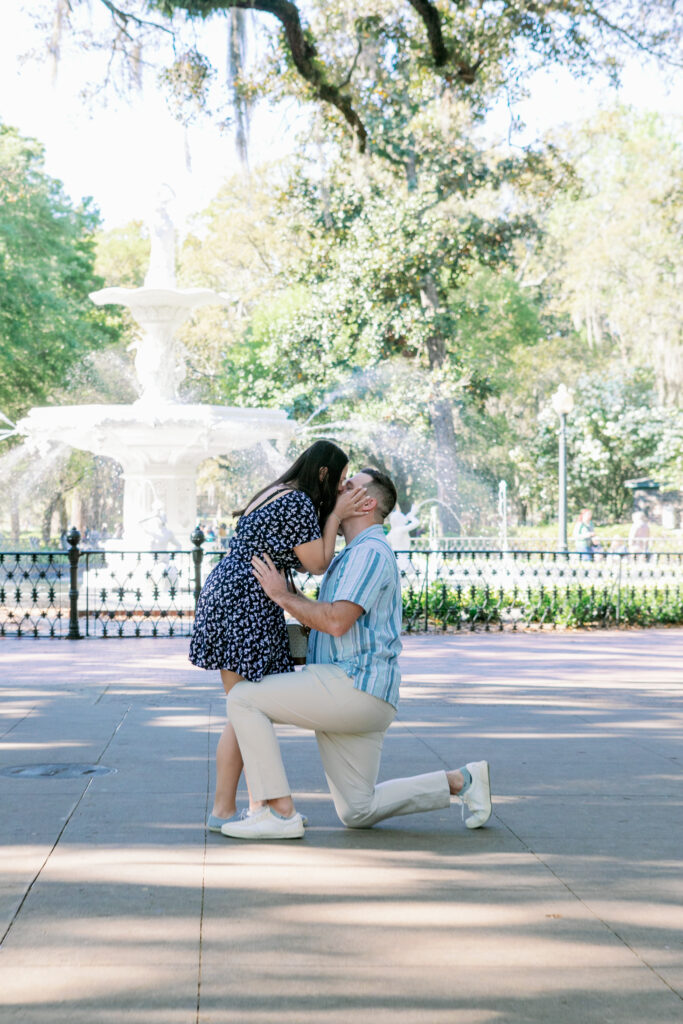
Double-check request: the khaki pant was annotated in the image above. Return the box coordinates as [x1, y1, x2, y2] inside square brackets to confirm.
[227, 664, 451, 828]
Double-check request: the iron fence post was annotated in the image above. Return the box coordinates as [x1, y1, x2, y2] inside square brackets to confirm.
[66, 527, 83, 640]
[616, 553, 622, 625]
[191, 527, 206, 609]
[424, 551, 429, 632]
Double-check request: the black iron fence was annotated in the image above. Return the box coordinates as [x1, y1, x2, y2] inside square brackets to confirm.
[1, 529, 682, 638]
[396, 548, 683, 631]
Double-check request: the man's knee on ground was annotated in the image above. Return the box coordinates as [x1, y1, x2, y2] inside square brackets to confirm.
[337, 799, 376, 829]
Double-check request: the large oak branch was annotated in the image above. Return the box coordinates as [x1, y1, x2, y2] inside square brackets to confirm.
[156, 0, 368, 149]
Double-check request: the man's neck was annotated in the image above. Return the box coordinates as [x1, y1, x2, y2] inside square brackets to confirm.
[341, 516, 382, 545]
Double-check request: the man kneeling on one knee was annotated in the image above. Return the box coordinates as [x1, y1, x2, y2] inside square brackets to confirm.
[222, 467, 492, 840]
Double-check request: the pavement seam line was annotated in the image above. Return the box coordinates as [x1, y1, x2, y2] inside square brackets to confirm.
[0, 703, 132, 948]
[0, 781, 94, 947]
[498, 817, 683, 1003]
[0, 702, 39, 741]
[195, 698, 214, 1024]
[94, 702, 132, 763]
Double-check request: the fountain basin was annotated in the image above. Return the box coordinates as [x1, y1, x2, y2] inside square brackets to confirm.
[17, 403, 293, 546]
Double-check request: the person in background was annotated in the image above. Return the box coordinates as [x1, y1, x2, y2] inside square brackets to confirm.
[573, 509, 596, 560]
[628, 511, 650, 555]
[189, 440, 367, 833]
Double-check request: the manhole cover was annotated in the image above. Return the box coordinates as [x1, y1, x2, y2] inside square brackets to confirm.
[0, 763, 116, 779]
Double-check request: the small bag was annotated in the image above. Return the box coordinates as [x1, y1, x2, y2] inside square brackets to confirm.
[284, 568, 309, 663]
[287, 621, 310, 665]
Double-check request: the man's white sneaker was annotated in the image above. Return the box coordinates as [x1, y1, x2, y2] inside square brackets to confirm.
[460, 760, 492, 829]
[220, 806, 305, 840]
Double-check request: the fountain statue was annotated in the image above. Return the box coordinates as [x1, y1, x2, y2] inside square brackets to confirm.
[144, 184, 177, 289]
[387, 505, 420, 579]
[387, 505, 420, 551]
[15, 188, 293, 548]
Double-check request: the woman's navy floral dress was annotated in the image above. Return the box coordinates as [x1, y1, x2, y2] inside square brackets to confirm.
[189, 490, 321, 681]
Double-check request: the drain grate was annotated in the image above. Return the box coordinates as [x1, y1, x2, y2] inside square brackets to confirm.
[0, 763, 116, 779]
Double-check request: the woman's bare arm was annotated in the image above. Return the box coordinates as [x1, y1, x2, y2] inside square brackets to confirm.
[293, 484, 367, 574]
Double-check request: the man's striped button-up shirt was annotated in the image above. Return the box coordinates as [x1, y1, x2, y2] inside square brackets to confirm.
[307, 525, 402, 709]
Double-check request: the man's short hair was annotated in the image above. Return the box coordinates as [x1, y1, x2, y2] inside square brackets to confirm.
[361, 467, 398, 521]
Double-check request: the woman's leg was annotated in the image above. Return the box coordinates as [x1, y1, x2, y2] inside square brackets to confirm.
[211, 670, 245, 819]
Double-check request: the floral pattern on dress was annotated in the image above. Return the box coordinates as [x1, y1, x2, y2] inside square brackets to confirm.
[189, 489, 321, 680]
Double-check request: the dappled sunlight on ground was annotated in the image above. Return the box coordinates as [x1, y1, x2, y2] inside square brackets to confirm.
[0, 631, 681, 1022]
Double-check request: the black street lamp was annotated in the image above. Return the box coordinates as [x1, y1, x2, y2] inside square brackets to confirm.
[551, 384, 574, 553]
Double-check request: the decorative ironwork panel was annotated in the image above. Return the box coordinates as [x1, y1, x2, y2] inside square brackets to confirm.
[83, 549, 196, 637]
[1, 546, 681, 639]
[0, 552, 70, 637]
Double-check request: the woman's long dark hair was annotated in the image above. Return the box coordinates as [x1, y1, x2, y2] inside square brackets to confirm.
[236, 440, 349, 525]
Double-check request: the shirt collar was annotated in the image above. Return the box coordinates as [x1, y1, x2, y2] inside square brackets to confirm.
[340, 524, 387, 553]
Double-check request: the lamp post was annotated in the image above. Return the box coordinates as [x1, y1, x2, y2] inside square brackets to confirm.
[551, 384, 574, 553]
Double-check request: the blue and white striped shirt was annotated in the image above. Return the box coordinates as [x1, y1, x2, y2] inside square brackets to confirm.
[307, 525, 402, 709]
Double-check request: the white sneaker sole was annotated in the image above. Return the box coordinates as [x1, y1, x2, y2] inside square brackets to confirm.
[464, 761, 492, 829]
[221, 817, 305, 840]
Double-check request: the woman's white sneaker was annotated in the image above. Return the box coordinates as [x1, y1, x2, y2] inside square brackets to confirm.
[460, 761, 492, 829]
[221, 806, 305, 839]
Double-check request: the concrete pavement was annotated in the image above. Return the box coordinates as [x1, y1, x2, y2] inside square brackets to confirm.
[0, 629, 682, 1023]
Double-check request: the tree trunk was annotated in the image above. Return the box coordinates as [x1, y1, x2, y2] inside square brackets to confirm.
[42, 497, 59, 546]
[58, 496, 68, 535]
[420, 271, 459, 534]
[10, 496, 20, 546]
[429, 392, 460, 534]
[365, 447, 413, 514]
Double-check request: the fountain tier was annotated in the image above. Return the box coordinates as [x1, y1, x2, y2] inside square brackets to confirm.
[17, 403, 293, 547]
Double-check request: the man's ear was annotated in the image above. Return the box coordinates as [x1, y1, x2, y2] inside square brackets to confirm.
[363, 496, 378, 513]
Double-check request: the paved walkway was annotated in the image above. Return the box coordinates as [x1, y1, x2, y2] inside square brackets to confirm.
[1, 629, 682, 1024]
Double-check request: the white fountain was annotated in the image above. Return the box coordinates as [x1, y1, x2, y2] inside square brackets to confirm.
[15, 189, 294, 549]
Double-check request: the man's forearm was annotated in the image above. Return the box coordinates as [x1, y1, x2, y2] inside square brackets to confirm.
[251, 552, 362, 636]
[275, 589, 351, 637]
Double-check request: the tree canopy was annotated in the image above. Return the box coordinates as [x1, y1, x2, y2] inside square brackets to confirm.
[173, 104, 683, 525]
[50, 1, 683, 155]
[530, 107, 683, 404]
[0, 124, 122, 423]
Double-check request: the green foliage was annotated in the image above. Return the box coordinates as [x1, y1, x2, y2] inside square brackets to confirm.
[532, 107, 683, 403]
[95, 220, 149, 288]
[401, 580, 683, 630]
[176, 105, 683, 529]
[512, 369, 683, 522]
[158, 47, 216, 125]
[202, 128, 559, 526]
[178, 168, 303, 404]
[0, 124, 123, 422]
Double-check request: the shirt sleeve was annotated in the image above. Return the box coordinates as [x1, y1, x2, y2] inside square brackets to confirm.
[330, 542, 391, 612]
